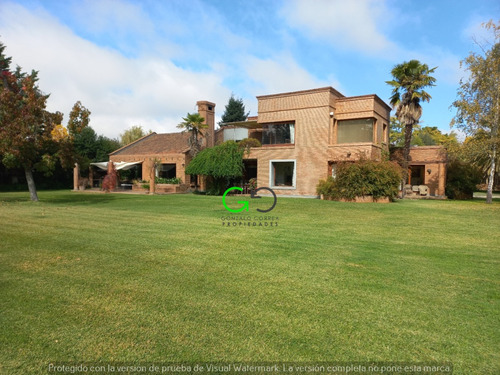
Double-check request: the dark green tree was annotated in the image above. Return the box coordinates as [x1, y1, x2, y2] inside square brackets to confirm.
[73, 127, 98, 162]
[219, 94, 249, 125]
[185, 141, 244, 194]
[73, 126, 120, 170]
[95, 135, 120, 162]
[446, 160, 483, 199]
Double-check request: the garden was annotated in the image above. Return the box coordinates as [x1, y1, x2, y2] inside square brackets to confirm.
[0, 191, 498, 374]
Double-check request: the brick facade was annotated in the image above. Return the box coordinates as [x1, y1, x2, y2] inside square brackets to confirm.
[244, 87, 392, 196]
[108, 101, 215, 186]
[408, 146, 447, 197]
[105, 86, 447, 198]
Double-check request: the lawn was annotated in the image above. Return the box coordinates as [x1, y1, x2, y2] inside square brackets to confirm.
[0, 191, 499, 374]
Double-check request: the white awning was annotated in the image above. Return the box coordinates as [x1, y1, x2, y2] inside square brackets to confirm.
[90, 162, 109, 170]
[90, 161, 142, 171]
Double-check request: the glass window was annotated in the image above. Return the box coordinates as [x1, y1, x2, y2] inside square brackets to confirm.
[337, 118, 374, 143]
[158, 164, 176, 179]
[271, 161, 295, 187]
[262, 123, 295, 145]
[223, 127, 248, 142]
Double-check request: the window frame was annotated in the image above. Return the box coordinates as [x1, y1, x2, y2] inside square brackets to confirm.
[269, 159, 297, 189]
[337, 117, 375, 144]
[157, 163, 177, 179]
[262, 122, 295, 146]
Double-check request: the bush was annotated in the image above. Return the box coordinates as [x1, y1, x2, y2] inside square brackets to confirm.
[186, 141, 244, 195]
[446, 160, 482, 199]
[238, 138, 261, 155]
[155, 177, 181, 184]
[248, 177, 257, 191]
[316, 160, 403, 201]
[316, 176, 337, 199]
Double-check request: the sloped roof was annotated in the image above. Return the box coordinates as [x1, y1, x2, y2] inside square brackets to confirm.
[110, 132, 191, 156]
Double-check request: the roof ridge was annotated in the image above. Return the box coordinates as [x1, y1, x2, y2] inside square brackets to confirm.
[109, 132, 157, 156]
[110, 131, 191, 156]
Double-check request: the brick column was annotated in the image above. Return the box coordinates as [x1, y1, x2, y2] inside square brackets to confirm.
[197, 101, 216, 148]
[73, 163, 79, 191]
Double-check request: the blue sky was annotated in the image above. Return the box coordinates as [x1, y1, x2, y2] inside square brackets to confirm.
[0, 0, 498, 138]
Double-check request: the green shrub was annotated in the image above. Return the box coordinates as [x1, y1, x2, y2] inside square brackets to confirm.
[316, 176, 337, 199]
[446, 160, 482, 199]
[155, 177, 181, 184]
[238, 138, 262, 155]
[186, 141, 244, 195]
[248, 177, 257, 191]
[316, 160, 403, 201]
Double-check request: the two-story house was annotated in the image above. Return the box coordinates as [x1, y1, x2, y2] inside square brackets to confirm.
[217, 87, 391, 196]
[94, 86, 446, 197]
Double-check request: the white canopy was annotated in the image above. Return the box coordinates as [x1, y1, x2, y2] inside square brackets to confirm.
[90, 161, 142, 171]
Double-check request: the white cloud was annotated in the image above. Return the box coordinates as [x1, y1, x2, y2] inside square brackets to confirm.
[282, 0, 396, 54]
[407, 46, 463, 86]
[462, 17, 497, 48]
[70, 0, 153, 37]
[243, 54, 337, 96]
[0, 2, 231, 139]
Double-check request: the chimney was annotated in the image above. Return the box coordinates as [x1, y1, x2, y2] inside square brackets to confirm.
[196, 101, 216, 148]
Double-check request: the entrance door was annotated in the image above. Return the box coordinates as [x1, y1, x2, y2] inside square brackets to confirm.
[408, 165, 425, 185]
[243, 160, 257, 181]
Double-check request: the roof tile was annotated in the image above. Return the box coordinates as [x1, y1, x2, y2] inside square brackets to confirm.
[111, 132, 190, 156]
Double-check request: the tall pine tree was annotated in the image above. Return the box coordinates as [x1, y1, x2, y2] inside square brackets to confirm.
[219, 94, 249, 125]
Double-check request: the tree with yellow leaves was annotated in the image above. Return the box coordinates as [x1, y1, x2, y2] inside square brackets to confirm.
[451, 20, 500, 203]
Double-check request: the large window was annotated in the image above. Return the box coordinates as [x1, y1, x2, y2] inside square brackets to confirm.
[262, 123, 295, 145]
[337, 118, 374, 143]
[158, 164, 176, 179]
[270, 160, 296, 188]
[223, 127, 248, 142]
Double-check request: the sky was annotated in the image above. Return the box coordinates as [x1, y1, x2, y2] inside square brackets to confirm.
[0, 0, 499, 139]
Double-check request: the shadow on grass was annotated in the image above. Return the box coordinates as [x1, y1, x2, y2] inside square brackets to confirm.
[0, 190, 124, 205]
[471, 197, 500, 204]
[44, 191, 131, 205]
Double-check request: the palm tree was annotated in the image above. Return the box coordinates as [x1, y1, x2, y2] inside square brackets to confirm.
[177, 112, 208, 157]
[386, 60, 437, 193]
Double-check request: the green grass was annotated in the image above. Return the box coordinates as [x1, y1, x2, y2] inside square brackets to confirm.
[0, 191, 499, 374]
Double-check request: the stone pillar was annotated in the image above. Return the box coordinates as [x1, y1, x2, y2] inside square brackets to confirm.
[73, 163, 80, 191]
